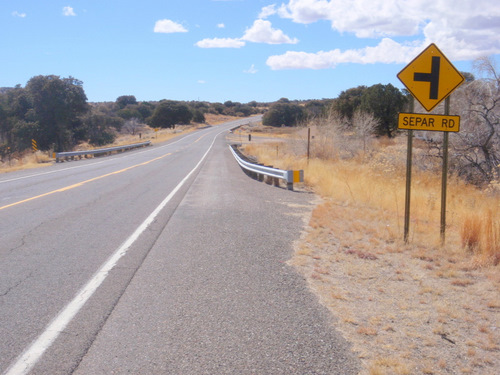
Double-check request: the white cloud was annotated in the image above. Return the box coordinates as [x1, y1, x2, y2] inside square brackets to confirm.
[195, 38, 245, 48]
[242, 19, 298, 44]
[217, 23, 225, 28]
[198, 80, 207, 84]
[259, 5, 277, 19]
[277, 0, 500, 58]
[12, 11, 26, 18]
[266, 38, 424, 70]
[62, 6, 76, 17]
[277, 0, 420, 37]
[154, 19, 188, 33]
[244, 64, 258, 74]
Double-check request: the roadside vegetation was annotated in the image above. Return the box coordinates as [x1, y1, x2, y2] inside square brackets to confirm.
[240, 57, 499, 374]
[0, 76, 264, 171]
[1, 59, 498, 373]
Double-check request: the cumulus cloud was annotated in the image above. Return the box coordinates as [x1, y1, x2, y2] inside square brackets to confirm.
[242, 19, 298, 44]
[154, 19, 188, 33]
[217, 23, 225, 28]
[266, 38, 424, 70]
[62, 6, 76, 17]
[259, 5, 277, 19]
[198, 17, 298, 48]
[277, 0, 421, 37]
[195, 38, 245, 48]
[276, 0, 500, 58]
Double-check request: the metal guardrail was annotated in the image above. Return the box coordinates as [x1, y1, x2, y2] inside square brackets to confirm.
[55, 141, 151, 162]
[229, 144, 303, 190]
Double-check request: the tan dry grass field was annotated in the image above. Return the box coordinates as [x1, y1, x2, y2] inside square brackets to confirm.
[240, 124, 499, 375]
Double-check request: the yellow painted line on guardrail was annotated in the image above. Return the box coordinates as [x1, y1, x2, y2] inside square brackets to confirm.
[0, 153, 172, 211]
[293, 170, 303, 183]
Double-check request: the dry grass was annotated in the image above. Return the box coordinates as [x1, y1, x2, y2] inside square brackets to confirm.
[241, 125, 500, 375]
[243, 130, 500, 265]
[0, 151, 53, 174]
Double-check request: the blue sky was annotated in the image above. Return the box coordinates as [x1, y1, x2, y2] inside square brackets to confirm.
[1, 0, 499, 103]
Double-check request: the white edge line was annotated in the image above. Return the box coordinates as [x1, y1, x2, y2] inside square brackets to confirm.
[4, 130, 224, 375]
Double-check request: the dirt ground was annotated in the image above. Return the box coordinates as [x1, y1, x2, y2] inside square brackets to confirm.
[290, 199, 499, 375]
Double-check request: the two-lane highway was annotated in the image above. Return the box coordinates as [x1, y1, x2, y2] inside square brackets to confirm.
[1, 117, 359, 374]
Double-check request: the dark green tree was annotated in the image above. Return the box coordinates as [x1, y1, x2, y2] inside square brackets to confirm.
[210, 102, 225, 114]
[136, 102, 154, 120]
[0, 86, 32, 147]
[333, 86, 367, 122]
[11, 120, 39, 150]
[116, 95, 137, 109]
[26, 75, 89, 150]
[262, 103, 305, 127]
[360, 83, 407, 137]
[0, 100, 7, 143]
[83, 112, 117, 146]
[191, 109, 206, 123]
[304, 100, 328, 118]
[117, 106, 142, 120]
[149, 101, 192, 128]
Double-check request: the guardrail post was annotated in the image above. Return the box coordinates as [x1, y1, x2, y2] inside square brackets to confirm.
[285, 170, 304, 191]
[286, 170, 294, 190]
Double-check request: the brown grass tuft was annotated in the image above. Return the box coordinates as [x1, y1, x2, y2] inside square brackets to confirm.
[357, 326, 378, 336]
[461, 210, 500, 265]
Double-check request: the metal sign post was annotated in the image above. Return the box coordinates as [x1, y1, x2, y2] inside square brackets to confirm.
[404, 99, 414, 243]
[440, 97, 451, 244]
[398, 43, 464, 244]
[307, 127, 311, 161]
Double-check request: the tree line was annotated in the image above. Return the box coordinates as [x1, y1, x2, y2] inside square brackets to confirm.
[0, 76, 410, 159]
[262, 84, 409, 138]
[261, 58, 499, 186]
[0, 75, 263, 157]
[1, 61, 498, 186]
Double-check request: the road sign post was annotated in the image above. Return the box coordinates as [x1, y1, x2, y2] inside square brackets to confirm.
[441, 97, 451, 244]
[404, 99, 414, 244]
[397, 43, 464, 244]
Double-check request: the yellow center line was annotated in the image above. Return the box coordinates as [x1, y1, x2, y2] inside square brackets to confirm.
[193, 133, 207, 143]
[0, 153, 172, 211]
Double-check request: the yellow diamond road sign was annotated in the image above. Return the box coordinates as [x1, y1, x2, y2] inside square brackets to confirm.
[397, 43, 465, 112]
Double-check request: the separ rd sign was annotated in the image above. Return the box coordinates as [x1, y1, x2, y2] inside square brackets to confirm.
[398, 113, 460, 132]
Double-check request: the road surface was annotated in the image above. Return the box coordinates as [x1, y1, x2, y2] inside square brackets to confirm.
[0, 118, 359, 374]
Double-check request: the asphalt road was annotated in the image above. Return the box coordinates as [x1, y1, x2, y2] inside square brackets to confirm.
[0, 117, 359, 374]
